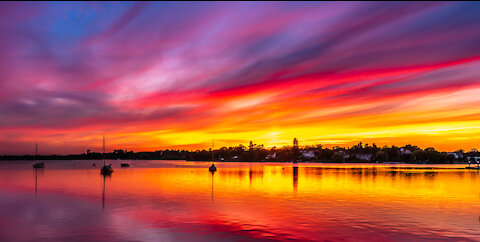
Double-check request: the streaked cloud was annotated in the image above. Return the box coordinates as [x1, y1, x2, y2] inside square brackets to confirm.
[1, 2, 480, 154]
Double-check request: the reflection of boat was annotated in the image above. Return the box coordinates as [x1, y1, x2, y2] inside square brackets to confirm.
[210, 169, 214, 201]
[33, 165, 44, 195]
[100, 135, 113, 175]
[101, 171, 109, 209]
[32, 142, 45, 169]
[120, 163, 130, 167]
[34, 167, 38, 195]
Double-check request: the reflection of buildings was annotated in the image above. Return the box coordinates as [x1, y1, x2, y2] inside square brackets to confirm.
[293, 166, 298, 192]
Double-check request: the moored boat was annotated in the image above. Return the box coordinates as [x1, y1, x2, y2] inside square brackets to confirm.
[100, 135, 113, 175]
[209, 140, 217, 173]
[209, 163, 216, 172]
[33, 161, 45, 168]
[101, 164, 113, 174]
[32, 142, 45, 169]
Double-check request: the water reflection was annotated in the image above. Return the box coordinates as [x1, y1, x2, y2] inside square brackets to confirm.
[33, 168, 44, 196]
[102, 173, 111, 210]
[35, 168, 37, 195]
[210, 170, 215, 201]
[293, 166, 298, 192]
[0, 161, 479, 241]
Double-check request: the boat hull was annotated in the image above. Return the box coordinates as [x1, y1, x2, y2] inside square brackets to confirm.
[101, 165, 113, 174]
[33, 162, 45, 168]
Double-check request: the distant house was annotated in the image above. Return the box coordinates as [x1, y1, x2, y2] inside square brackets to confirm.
[355, 153, 372, 161]
[448, 152, 463, 159]
[338, 150, 350, 159]
[300, 150, 315, 159]
[400, 148, 412, 155]
[467, 157, 480, 163]
[266, 152, 276, 160]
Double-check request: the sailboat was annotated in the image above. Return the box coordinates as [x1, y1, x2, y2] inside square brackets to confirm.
[100, 135, 113, 175]
[32, 142, 45, 168]
[209, 140, 217, 172]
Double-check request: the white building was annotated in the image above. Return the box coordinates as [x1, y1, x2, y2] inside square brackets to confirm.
[400, 148, 412, 155]
[355, 153, 372, 161]
[467, 157, 480, 163]
[300, 150, 315, 159]
[448, 152, 463, 159]
[266, 152, 276, 159]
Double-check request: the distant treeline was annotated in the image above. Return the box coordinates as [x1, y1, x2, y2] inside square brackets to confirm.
[1, 141, 478, 164]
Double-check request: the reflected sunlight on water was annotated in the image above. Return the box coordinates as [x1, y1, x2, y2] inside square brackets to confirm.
[0, 160, 479, 241]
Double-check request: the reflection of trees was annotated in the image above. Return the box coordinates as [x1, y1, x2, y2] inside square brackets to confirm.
[293, 166, 298, 192]
[423, 171, 437, 180]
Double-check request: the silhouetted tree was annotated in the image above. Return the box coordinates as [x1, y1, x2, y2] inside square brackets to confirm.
[292, 138, 299, 161]
[375, 151, 387, 162]
[413, 150, 427, 163]
[331, 152, 345, 163]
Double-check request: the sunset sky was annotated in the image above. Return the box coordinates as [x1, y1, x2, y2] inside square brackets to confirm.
[1, 2, 480, 154]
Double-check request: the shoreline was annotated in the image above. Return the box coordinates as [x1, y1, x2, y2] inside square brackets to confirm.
[1, 159, 477, 168]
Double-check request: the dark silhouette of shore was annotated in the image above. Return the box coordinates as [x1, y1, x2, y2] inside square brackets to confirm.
[1, 141, 477, 164]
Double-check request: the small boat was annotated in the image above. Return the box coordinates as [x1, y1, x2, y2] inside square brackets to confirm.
[32, 142, 45, 168]
[209, 140, 217, 173]
[92, 163, 96, 167]
[120, 163, 130, 167]
[100, 135, 113, 175]
[101, 164, 113, 174]
[33, 161, 45, 169]
[465, 166, 479, 170]
[209, 163, 217, 172]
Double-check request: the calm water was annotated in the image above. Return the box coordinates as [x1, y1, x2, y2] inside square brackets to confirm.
[0, 160, 479, 241]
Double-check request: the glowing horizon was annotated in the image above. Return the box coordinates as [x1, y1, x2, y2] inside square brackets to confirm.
[1, 2, 480, 154]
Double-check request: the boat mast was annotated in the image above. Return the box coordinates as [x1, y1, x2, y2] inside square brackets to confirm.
[34, 141, 37, 163]
[212, 140, 214, 164]
[103, 135, 105, 166]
